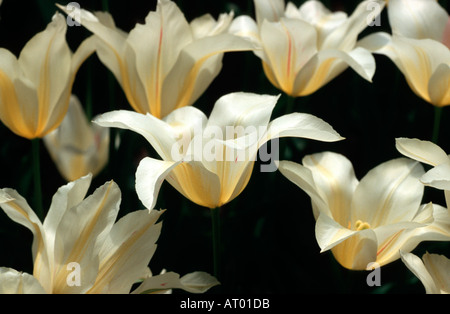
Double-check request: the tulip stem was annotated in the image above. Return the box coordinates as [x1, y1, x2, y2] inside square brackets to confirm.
[211, 207, 221, 281]
[32, 138, 43, 220]
[286, 95, 296, 114]
[432, 107, 443, 144]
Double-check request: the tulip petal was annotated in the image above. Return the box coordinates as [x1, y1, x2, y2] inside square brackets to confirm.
[51, 180, 121, 293]
[18, 13, 71, 136]
[259, 18, 317, 94]
[293, 47, 375, 96]
[93, 110, 177, 160]
[388, 0, 448, 41]
[278, 160, 332, 219]
[135, 157, 181, 211]
[0, 268, 46, 294]
[400, 251, 440, 294]
[351, 158, 425, 227]
[421, 163, 450, 190]
[421, 252, 450, 293]
[190, 12, 234, 39]
[254, 0, 285, 25]
[0, 189, 50, 291]
[161, 33, 256, 117]
[166, 159, 222, 209]
[378, 204, 450, 266]
[301, 152, 358, 222]
[263, 112, 344, 144]
[294, 0, 347, 47]
[207, 92, 279, 134]
[228, 15, 261, 45]
[127, 0, 192, 118]
[88, 209, 163, 294]
[42, 174, 92, 267]
[428, 62, 450, 106]
[132, 271, 219, 294]
[321, 0, 385, 51]
[395, 137, 449, 166]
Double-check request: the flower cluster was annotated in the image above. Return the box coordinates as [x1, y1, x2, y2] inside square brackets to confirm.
[0, 0, 448, 294]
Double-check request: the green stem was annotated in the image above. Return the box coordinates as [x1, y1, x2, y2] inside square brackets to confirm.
[32, 138, 43, 220]
[101, 0, 109, 11]
[432, 106, 443, 144]
[285, 94, 296, 114]
[211, 207, 221, 280]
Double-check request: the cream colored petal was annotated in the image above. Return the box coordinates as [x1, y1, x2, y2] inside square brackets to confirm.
[178, 271, 220, 293]
[0, 189, 50, 292]
[357, 31, 392, 52]
[135, 157, 181, 211]
[373, 219, 431, 267]
[190, 12, 234, 39]
[400, 251, 440, 294]
[351, 158, 425, 227]
[395, 137, 449, 166]
[300, 152, 358, 223]
[376, 37, 450, 104]
[42, 174, 92, 273]
[320, 0, 385, 51]
[421, 163, 450, 191]
[428, 63, 450, 106]
[278, 160, 333, 219]
[330, 229, 378, 270]
[51, 180, 121, 293]
[263, 112, 344, 145]
[0, 49, 36, 139]
[422, 252, 450, 294]
[294, 0, 347, 47]
[207, 92, 279, 134]
[160, 33, 256, 117]
[132, 271, 219, 294]
[127, 0, 192, 118]
[56, 4, 125, 56]
[259, 18, 318, 95]
[44, 96, 108, 181]
[315, 211, 378, 270]
[388, 0, 448, 41]
[0, 268, 46, 294]
[93, 110, 177, 161]
[378, 203, 450, 266]
[165, 159, 222, 209]
[228, 15, 261, 45]
[254, 0, 285, 24]
[18, 13, 71, 137]
[292, 47, 376, 96]
[89, 209, 163, 294]
[163, 106, 207, 140]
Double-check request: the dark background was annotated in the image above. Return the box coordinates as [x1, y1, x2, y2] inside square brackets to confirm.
[0, 0, 449, 294]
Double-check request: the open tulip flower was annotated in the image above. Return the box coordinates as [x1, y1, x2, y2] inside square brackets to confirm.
[396, 137, 450, 211]
[57, 0, 255, 118]
[400, 251, 450, 294]
[0, 13, 94, 139]
[0, 174, 218, 294]
[229, 0, 382, 97]
[278, 152, 450, 270]
[94, 92, 343, 210]
[359, 0, 450, 107]
[43, 95, 109, 182]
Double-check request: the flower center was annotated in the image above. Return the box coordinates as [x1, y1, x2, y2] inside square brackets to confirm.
[354, 220, 371, 231]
